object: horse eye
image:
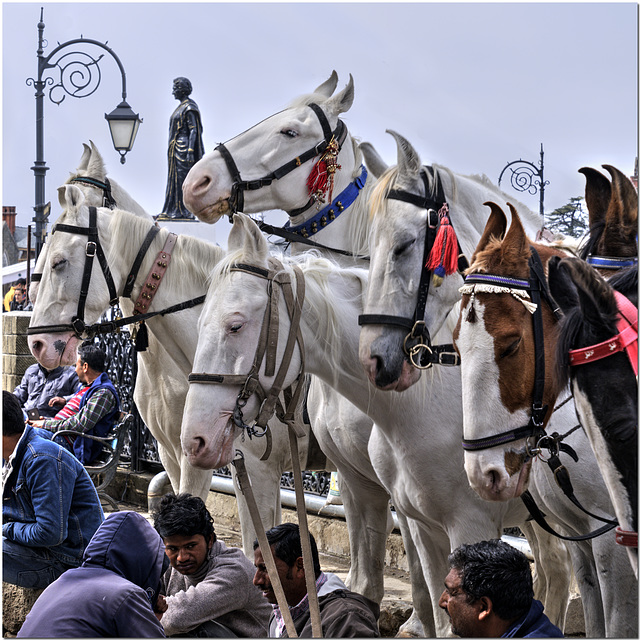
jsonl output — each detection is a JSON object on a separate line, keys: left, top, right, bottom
{"left": 280, "top": 129, "right": 298, "bottom": 138}
{"left": 229, "top": 323, "right": 243, "bottom": 334}
{"left": 499, "top": 338, "right": 521, "bottom": 359}
{"left": 52, "top": 258, "right": 67, "bottom": 270}
{"left": 394, "top": 238, "right": 416, "bottom": 257}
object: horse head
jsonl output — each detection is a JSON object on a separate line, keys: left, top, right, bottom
{"left": 181, "top": 214, "right": 304, "bottom": 469}
{"left": 183, "top": 73, "right": 357, "bottom": 222}
{"left": 359, "top": 130, "right": 466, "bottom": 391}
{"left": 452, "top": 202, "right": 569, "bottom": 502}
{"left": 579, "top": 164, "right": 638, "bottom": 265}
{"left": 28, "top": 184, "right": 124, "bottom": 369}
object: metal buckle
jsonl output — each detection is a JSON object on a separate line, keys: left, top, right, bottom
{"left": 438, "top": 351, "right": 461, "bottom": 366}
{"left": 409, "top": 343, "right": 434, "bottom": 370}
{"left": 85, "top": 241, "right": 97, "bottom": 257}
{"left": 427, "top": 209, "right": 439, "bottom": 229}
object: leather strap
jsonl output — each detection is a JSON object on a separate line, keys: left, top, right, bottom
{"left": 615, "top": 527, "right": 638, "bottom": 547}
{"left": 133, "top": 233, "right": 178, "bottom": 315}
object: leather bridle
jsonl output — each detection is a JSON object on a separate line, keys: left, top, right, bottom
{"left": 188, "top": 258, "right": 307, "bottom": 440}
{"left": 215, "top": 103, "right": 347, "bottom": 218}
{"left": 358, "top": 166, "right": 465, "bottom": 369}
{"left": 459, "top": 248, "right": 619, "bottom": 541}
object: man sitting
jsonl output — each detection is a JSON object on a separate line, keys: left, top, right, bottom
{"left": 2, "top": 391, "right": 104, "bottom": 590}
{"left": 153, "top": 493, "right": 271, "bottom": 637}
{"left": 30, "top": 342, "right": 120, "bottom": 464}
{"left": 13, "top": 360, "right": 80, "bottom": 419}
{"left": 253, "top": 522, "right": 380, "bottom": 637}
{"left": 439, "top": 539, "right": 564, "bottom": 638}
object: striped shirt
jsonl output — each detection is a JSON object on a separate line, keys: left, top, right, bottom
{"left": 54, "top": 385, "right": 91, "bottom": 420}
{"left": 42, "top": 387, "right": 117, "bottom": 435}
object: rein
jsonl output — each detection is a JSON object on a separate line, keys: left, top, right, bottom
{"left": 188, "top": 258, "right": 307, "bottom": 441}
{"left": 216, "top": 103, "right": 347, "bottom": 217}
{"left": 459, "top": 248, "right": 619, "bottom": 541}
{"left": 358, "top": 166, "right": 465, "bottom": 369}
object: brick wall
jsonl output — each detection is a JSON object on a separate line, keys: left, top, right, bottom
{"left": 2, "top": 311, "right": 35, "bottom": 392}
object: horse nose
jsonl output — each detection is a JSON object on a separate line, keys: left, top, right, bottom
{"left": 29, "top": 337, "right": 44, "bottom": 360}
{"left": 361, "top": 353, "right": 381, "bottom": 385}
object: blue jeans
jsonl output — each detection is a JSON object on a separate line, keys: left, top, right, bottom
{"left": 2, "top": 537, "right": 73, "bottom": 589}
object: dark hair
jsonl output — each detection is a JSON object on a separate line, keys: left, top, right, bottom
{"left": 173, "top": 77, "right": 193, "bottom": 96}
{"left": 448, "top": 539, "right": 533, "bottom": 621}
{"left": 14, "top": 278, "right": 26, "bottom": 287}
{"left": 4, "top": 391, "right": 26, "bottom": 437}
{"left": 153, "top": 493, "right": 216, "bottom": 544}
{"left": 78, "top": 341, "right": 107, "bottom": 373}
{"left": 253, "top": 522, "right": 321, "bottom": 579}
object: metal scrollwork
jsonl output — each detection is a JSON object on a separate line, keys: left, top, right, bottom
{"left": 47, "top": 50, "right": 104, "bottom": 104}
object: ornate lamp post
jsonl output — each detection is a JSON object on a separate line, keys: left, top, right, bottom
{"left": 27, "top": 7, "right": 142, "bottom": 258}
{"left": 498, "top": 143, "right": 549, "bottom": 222}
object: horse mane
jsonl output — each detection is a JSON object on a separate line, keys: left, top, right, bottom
{"left": 107, "top": 210, "right": 225, "bottom": 297}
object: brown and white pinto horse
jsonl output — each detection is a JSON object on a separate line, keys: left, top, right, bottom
{"left": 549, "top": 257, "right": 638, "bottom": 576}
{"left": 453, "top": 202, "right": 638, "bottom": 637}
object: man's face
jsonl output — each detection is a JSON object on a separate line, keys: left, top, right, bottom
{"left": 253, "top": 546, "right": 306, "bottom": 606}
{"left": 439, "top": 568, "right": 483, "bottom": 637}
{"left": 163, "top": 533, "right": 212, "bottom": 575}
{"left": 75, "top": 357, "right": 88, "bottom": 384}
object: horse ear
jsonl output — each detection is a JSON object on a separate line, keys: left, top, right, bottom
{"left": 548, "top": 256, "right": 580, "bottom": 315}
{"left": 323, "top": 74, "right": 354, "bottom": 117}
{"left": 470, "top": 202, "right": 508, "bottom": 263}
{"left": 86, "top": 141, "right": 106, "bottom": 180}
{"left": 386, "top": 130, "right": 421, "bottom": 182}
{"left": 360, "top": 142, "right": 388, "bottom": 178}
{"left": 502, "top": 203, "right": 530, "bottom": 259}
{"left": 77, "top": 143, "right": 92, "bottom": 172}
{"left": 313, "top": 71, "right": 338, "bottom": 98}
{"left": 63, "top": 184, "right": 85, "bottom": 212}
{"left": 603, "top": 164, "right": 638, "bottom": 229}
{"left": 228, "top": 213, "right": 268, "bottom": 263}
{"left": 578, "top": 166, "right": 611, "bottom": 229}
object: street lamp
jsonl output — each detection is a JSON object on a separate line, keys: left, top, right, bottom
{"left": 27, "top": 7, "right": 142, "bottom": 258}
{"left": 498, "top": 143, "right": 549, "bottom": 222}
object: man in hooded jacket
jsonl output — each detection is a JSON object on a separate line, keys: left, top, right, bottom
{"left": 18, "top": 511, "right": 169, "bottom": 638}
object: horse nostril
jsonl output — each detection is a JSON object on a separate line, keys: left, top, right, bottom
{"left": 192, "top": 437, "right": 206, "bottom": 455}
{"left": 31, "top": 340, "right": 43, "bottom": 357}
{"left": 192, "top": 175, "right": 211, "bottom": 196}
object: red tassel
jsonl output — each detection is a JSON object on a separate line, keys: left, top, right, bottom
{"left": 426, "top": 208, "right": 459, "bottom": 284}
{"left": 307, "top": 158, "right": 329, "bottom": 199}
{"left": 306, "top": 137, "right": 341, "bottom": 205}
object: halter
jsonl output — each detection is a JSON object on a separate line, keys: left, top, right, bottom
{"left": 69, "top": 176, "right": 117, "bottom": 209}
{"left": 459, "top": 248, "right": 619, "bottom": 541}
{"left": 358, "top": 166, "right": 466, "bottom": 369}
{"left": 215, "top": 103, "right": 347, "bottom": 217}
{"left": 586, "top": 255, "right": 639, "bottom": 270}
{"left": 568, "top": 290, "right": 638, "bottom": 377}
{"left": 188, "top": 258, "right": 307, "bottom": 440}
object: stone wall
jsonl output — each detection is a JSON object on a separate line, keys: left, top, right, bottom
{"left": 2, "top": 311, "right": 35, "bottom": 393}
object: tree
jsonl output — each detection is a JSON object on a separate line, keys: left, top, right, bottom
{"left": 546, "top": 196, "right": 588, "bottom": 238}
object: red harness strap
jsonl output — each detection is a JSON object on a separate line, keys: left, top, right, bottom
{"left": 133, "top": 233, "right": 178, "bottom": 314}
{"left": 568, "top": 292, "right": 638, "bottom": 376}
{"left": 615, "top": 527, "right": 638, "bottom": 547}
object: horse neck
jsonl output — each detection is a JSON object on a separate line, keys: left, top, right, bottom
{"left": 108, "top": 211, "right": 225, "bottom": 371}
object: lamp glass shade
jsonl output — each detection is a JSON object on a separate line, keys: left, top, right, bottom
{"left": 105, "top": 100, "right": 142, "bottom": 152}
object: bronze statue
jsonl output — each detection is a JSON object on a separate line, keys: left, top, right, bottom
{"left": 160, "top": 77, "right": 204, "bottom": 220}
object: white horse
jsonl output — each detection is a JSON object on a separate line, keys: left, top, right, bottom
{"left": 357, "top": 131, "right": 637, "bottom": 636}
{"left": 26, "top": 148, "right": 324, "bottom": 555}
{"left": 182, "top": 213, "right": 585, "bottom": 636}
{"left": 182, "top": 73, "right": 418, "bottom": 620}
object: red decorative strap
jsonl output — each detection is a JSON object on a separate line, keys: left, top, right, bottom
{"left": 569, "top": 292, "right": 638, "bottom": 376}
{"left": 615, "top": 526, "right": 638, "bottom": 547}
{"left": 133, "top": 233, "right": 178, "bottom": 315}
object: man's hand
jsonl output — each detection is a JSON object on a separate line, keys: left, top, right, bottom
{"left": 154, "top": 594, "right": 168, "bottom": 621}
{"left": 28, "top": 419, "right": 45, "bottom": 428}
{"left": 48, "top": 396, "right": 66, "bottom": 407}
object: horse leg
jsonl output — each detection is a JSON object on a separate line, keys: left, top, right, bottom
{"left": 394, "top": 511, "right": 432, "bottom": 638}
{"left": 335, "top": 465, "right": 391, "bottom": 604}
{"left": 519, "top": 522, "right": 571, "bottom": 630}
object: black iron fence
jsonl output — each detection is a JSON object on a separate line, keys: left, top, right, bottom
{"left": 92, "top": 311, "right": 332, "bottom": 496}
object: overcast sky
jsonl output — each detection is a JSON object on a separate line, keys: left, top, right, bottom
{"left": 3, "top": 2, "right": 638, "bottom": 248}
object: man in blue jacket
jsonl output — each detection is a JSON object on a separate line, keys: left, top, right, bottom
{"left": 31, "top": 342, "right": 120, "bottom": 464}
{"left": 18, "top": 511, "right": 168, "bottom": 638}
{"left": 439, "top": 539, "right": 563, "bottom": 638}
{"left": 2, "top": 391, "right": 104, "bottom": 590}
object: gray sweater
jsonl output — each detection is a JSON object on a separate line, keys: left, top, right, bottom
{"left": 161, "top": 539, "right": 271, "bottom": 637}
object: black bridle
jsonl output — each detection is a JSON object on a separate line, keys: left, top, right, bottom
{"left": 215, "top": 103, "right": 347, "bottom": 218}
{"left": 358, "top": 166, "right": 466, "bottom": 368}
{"left": 70, "top": 176, "right": 117, "bottom": 209}
{"left": 459, "top": 248, "right": 619, "bottom": 541}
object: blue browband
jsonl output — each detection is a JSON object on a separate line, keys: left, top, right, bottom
{"left": 285, "top": 165, "right": 368, "bottom": 238}
{"left": 586, "top": 255, "right": 638, "bottom": 270}
{"left": 463, "top": 273, "right": 530, "bottom": 289}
